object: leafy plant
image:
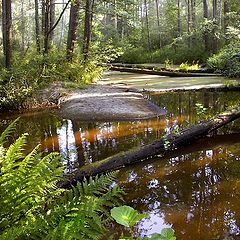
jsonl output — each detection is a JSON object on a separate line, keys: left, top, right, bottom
{"left": 144, "top": 228, "right": 176, "bottom": 240}
{"left": 195, "top": 103, "right": 207, "bottom": 121}
{"left": 111, "top": 206, "right": 176, "bottom": 240}
{"left": 178, "top": 62, "right": 200, "bottom": 72}
{"left": 207, "top": 41, "right": 240, "bottom": 78}
{"left": 0, "top": 120, "right": 124, "bottom": 239}
{"left": 111, "top": 206, "right": 148, "bottom": 228}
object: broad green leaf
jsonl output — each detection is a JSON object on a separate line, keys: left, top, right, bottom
{"left": 111, "top": 205, "right": 148, "bottom": 227}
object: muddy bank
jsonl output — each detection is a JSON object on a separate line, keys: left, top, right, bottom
{"left": 58, "top": 85, "right": 166, "bottom": 121}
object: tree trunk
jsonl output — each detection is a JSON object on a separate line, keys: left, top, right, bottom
{"left": 35, "top": 0, "right": 41, "bottom": 53}
{"left": 67, "top": 0, "right": 80, "bottom": 60}
{"left": 2, "top": 0, "right": 12, "bottom": 69}
{"left": 58, "top": 0, "right": 65, "bottom": 49}
{"left": 191, "top": 0, "right": 196, "bottom": 30}
{"left": 212, "top": 0, "right": 218, "bottom": 52}
{"left": 82, "top": 0, "right": 94, "bottom": 61}
{"left": 43, "top": 0, "right": 50, "bottom": 54}
{"left": 212, "top": 0, "right": 217, "bottom": 18}
{"left": 49, "top": 0, "right": 55, "bottom": 44}
{"left": 187, "top": 0, "right": 191, "bottom": 47}
{"left": 144, "top": 0, "right": 151, "bottom": 51}
{"left": 223, "top": 0, "right": 229, "bottom": 43}
{"left": 21, "top": 0, "right": 25, "bottom": 52}
{"left": 177, "top": 0, "right": 181, "bottom": 37}
{"left": 203, "top": 0, "right": 209, "bottom": 51}
{"left": 58, "top": 105, "right": 240, "bottom": 188}
{"left": 155, "top": 0, "right": 162, "bottom": 47}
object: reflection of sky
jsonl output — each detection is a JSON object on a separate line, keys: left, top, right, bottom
{"left": 138, "top": 211, "right": 172, "bottom": 237}
{"left": 57, "top": 120, "right": 78, "bottom": 172}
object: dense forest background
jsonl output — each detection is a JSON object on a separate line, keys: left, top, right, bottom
{"left": 0, "top": 0, "right": 240, "bottom": 110}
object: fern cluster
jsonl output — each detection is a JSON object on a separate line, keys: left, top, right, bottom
{"left": 0, "top": 119, "right": 123, "bottom": 239}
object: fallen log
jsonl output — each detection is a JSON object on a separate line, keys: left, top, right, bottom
{"left": 58, "top": 105, "right": 240, "bottom": 188}
{"left": 109, "top": 66, "right": 220, "bottom": 77}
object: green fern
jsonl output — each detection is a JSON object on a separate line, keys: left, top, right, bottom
{"left": 0, "top": 120, "right": 124, "bottom": 240}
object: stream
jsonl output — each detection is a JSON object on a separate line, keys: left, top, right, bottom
{"left": 1, "top": 81, "right": 240, "bottom": 239}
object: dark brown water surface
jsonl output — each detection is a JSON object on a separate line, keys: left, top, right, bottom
{"left": 1, "top": 90, "right": 240, "bottom": 239}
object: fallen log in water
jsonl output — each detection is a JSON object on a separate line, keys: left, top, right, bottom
{"left": 58, "top": 105, "right": 240, "bottom": 188}
{"left": 109, "top": 66, "right": 220, "bottom": 77}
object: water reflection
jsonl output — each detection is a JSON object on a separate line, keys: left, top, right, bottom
{"left": 117, "top": 141, "right": 240, "bottom": 239}
{"left": 1, "top": 91, "right": 240, "bottom": 239}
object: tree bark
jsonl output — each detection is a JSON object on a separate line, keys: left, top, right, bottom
{"left": 43, "top": 0, "right": 50, "bottom": 54}
{"left": 82, "top": 0, "right": 94, "bottom": 60}
{"left": 144, "top": 0, "right": 151, "bottom": 51}
{"left": 58, "top": 105, "right": 240, "bottom": 188}
{"left": 177, "top": 0, "right": 181, "bottom": 37}
{"left": 2, "top": 0, "right": 12, "bottom": 69}
{"left": 203, "top": 0, "right": 209, "bottom": 51}
{"left": 67, "top": 0, "right": 80, "bottom": 60}
{"left": 35, "top": 0, "right": 41, "bottom": 53}
{"left": 155, "top": 0, "right": 162, "bottom": 47}
{"left": 49, "top": 0, "right": 55, "bottom": 44}
{"left": 223, "top": 0, "right": 229, "bottom": 43}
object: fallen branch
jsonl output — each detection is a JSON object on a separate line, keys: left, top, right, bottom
{"left": 58, "top": 105, "right": 240, "bottom": 188}
{"left": 109, "top": 66, "right": 220, "bottom": 77}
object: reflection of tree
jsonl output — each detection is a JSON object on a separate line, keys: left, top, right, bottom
{"left": 72, "top": 120, "right": 86, "bottom": 167}
{"left": 118, "top": 143, "right": 240, "bottom": 239}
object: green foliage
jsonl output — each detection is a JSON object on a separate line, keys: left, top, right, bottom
{"left": 0, "top": 49, "right": 103, "bottom": 111}
{"left": 207, "top": 42, "right": 240, "bottom": 78}
{"left": 195, "top": 103, "right": 207, "bottom": 121}
{"left": 0, "top": 120, "right": 124, "bottom": 240}
{"left": 145, "top": 229, "right": 176, "bottom": 240}
{"left": 178, "top": 62, "right": 200, "bottom": 72}
{"left": 111, "top": 206, "right": 148, "bottom": 228}
{"left": 111, "top": 205, "right": 176, "bottom": 240}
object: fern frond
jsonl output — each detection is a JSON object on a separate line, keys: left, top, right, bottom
{"left": 0, "top": 118, "right": 19, "bottom": 145}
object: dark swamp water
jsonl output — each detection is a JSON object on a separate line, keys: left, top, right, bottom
{"left": 1, "top": 90, "right": 240, "bottom": 239}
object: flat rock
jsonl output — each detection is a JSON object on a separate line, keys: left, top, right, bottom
{"left": 58, "top": 85, "right": 166, "bottom": 121}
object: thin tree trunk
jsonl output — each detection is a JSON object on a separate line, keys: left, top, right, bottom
{"left": 212, "top": 0, "right": 217, "bottom": 18}
{"left": 203, "top": 0, "right": 209, "bottom": 51}
{"left": 212, "top": 0, "right": 218, "bottom": 52}
{"left": 43, "top": 0, "right": 50, "bottom": 54}
{"left": 82, "top": 0, "right": 94, "bottom": 60}
{"left": 187, "top": 0, "right": 191, "bottom": 47}
{"left": 58, "top": 105, "right": 240, "bottom": 188}
{"left": 223, "top": 0, "right": 229, "bottom": 43}
{"left": 191, "top": 0, "right": 196, "bottom": 30}
{"left": 35, "top": 0, "right": 41, "bottom": 53}
{"left": 144, "top": 0, "right": 151, "bottom": 51}
{"left": 177, "top": 0, "right": 181, "bottom": 37}
{"left": 155, "top": 0, "right": 162, "bottom": 47}
{"left": 67, "top": 0, "right": 80, "bottom": 60}
{"left": 58, "top": 0, "right": 65, "bottom": 49}
{"left": 49, "top": 0, "right": 55, "bottom": 44}
{"left": 2, "top": 0, "right": 12, "bottom": 69}
{"left": 21, "top": 0, "right": 25, "bottom": 52}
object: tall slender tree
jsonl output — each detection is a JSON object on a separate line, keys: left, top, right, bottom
{"left": 83, "top": 0, "right": 95, "bottom": 60}
{"left": 2, "top": 0, "right": 12, "bottom": 69}
{"left": 203, "top": 0, "right": 209, "bottom": 51}
{"left": 35, "top": 0, "right": 41, "bottom": 53}
{"left": 156, "top": 0, "right": 162, "bottom": 47}
{"left": 67, "top": 0, "right": 80, "bottom": 59}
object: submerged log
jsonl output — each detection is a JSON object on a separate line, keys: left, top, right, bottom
{"left": 58, "top": 105, "right": 240, "bottom": 188}
{"left": 109, "top": 66, "right": 220, "bottom": 77}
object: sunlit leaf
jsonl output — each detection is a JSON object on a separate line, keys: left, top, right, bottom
{"left": 111, "top": 205, "right": 148, "bottom": 227}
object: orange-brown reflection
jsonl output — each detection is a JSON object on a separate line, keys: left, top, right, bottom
{"left": 81, "top": 116, "right": 186, "bottom": 143}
